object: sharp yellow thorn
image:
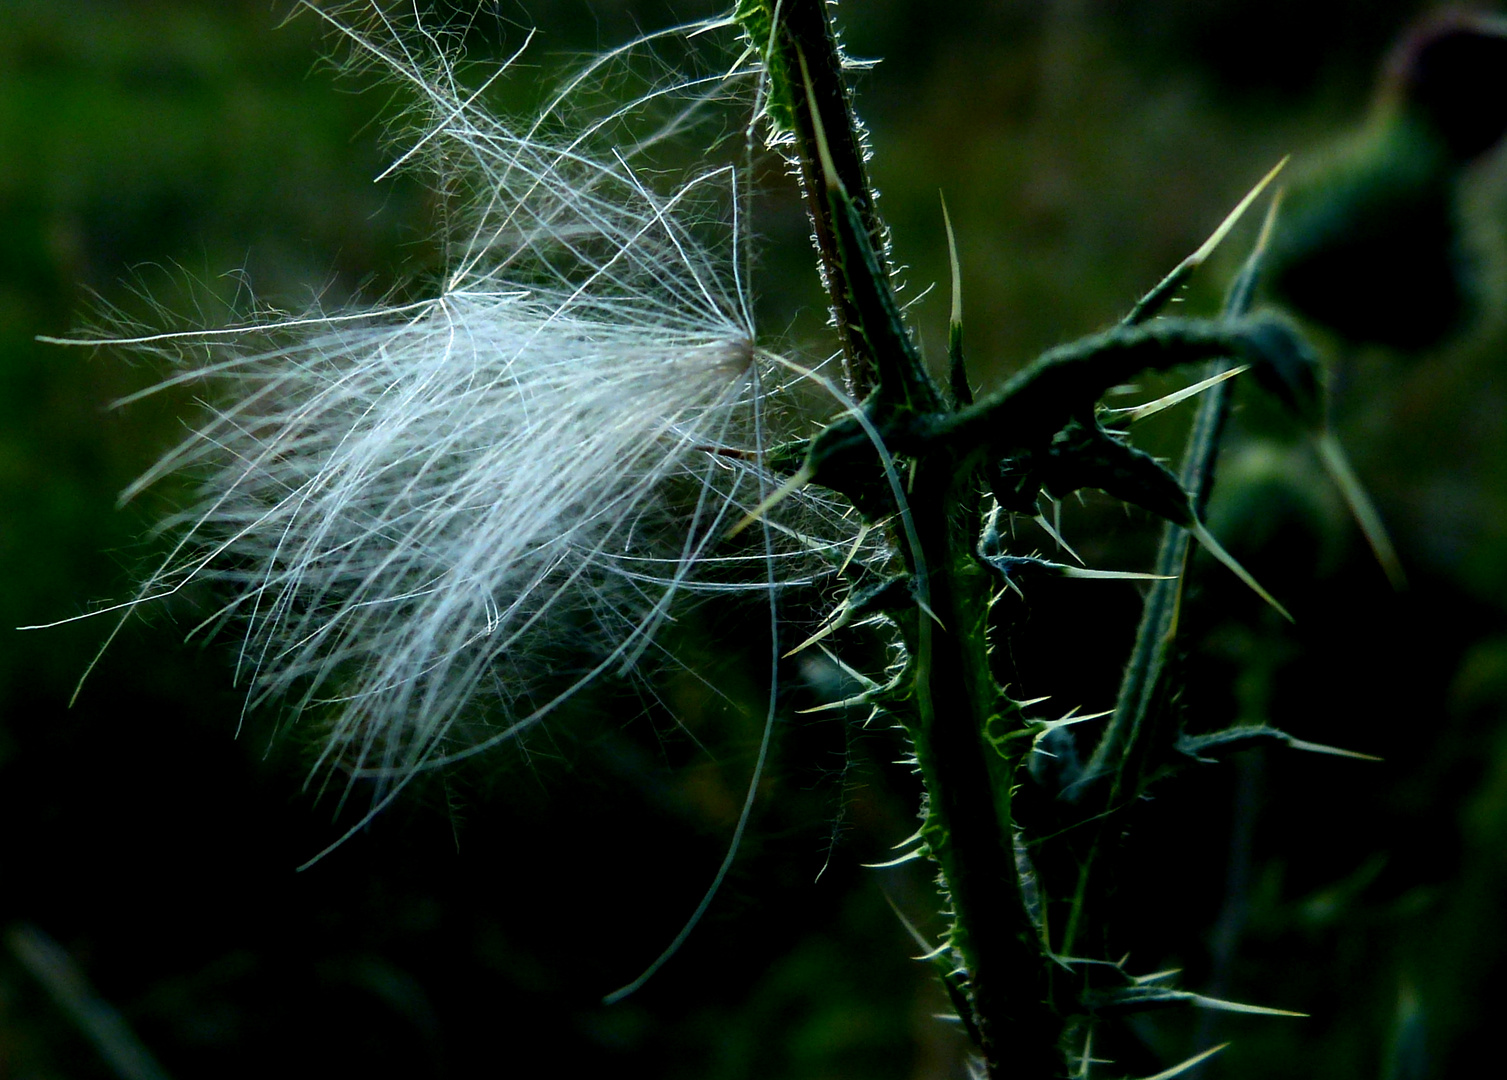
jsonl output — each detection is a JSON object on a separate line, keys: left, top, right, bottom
{"left": 783, "top": 612, "right": 845, "bottom": 658}
{"left": 1131, "top": 1043, "right": 1231, "bottom": 1080}
{"left": 1191, "top": 520, "right": 1294, "bottom": 623}
{"left": 1059, "top": 567, "right": 1177, "bottom": 582}
{"left": 796, "top": 694, "right": 869, "bottom": 715}
{"left": 1286, "top": 736, "right": 1383, "bottom": 762}
{"left": 1131, "top": 968, "right": 1182, "bottom": 985}
{"left": 891, "top": 826, "right": 926, "bottom": 849}
{"left": 882, "top": 892, "right": 942, "bottom": 962}
{"left": 836, "top": 521, "right": 872, "bottom": 577}
{"left": 1118, "top": 365, "right": 1248, "bottom": 424}
{"left": 1034, "top": 513, "right": 1085, "bottom": 565}
{"left": 1075, "top": 1027, "right": 1095, "bottom": 1080}
{"left": 941, "top": 193, "right": 962, "bottom": 331}
{"left": 1189, "top": 994, "right": 1306, "bottom": 1017}
{"left": 1126, "top": 158, "right": 1287, "bottom": 326}
{"left": 815, "top": 643, "right": 879, "bottom": 691}
{"left": 1252, "top": 184, "right": 1287, "bottom": 259}
{"left": 1044, "top": 709, "right": 1113, "bottom": 728}
{"left": 913, "top": 941, "right": 951, "bottom": 962}
{"left": 1314, "top": 432, "right": 1406, "bottom": 590}
{"left": 726, "top": 463, "right": 814, "bottom": 539}
{"left": 1188, "top": 155, "right": 1289, "bottom": 268}
{"left": 863, "top": 847, "right": 928, "bottom": 869}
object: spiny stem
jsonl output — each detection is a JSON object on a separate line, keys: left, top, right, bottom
{"left": 761, "top": 4, "right": 1065, "bottom": 1068}
{"left": 905, "top": 455, "right": 1060, "bottom": 1077}
{"left": 1064, "top": 195, "right": 1279, "bottom": 957}
{"left": 756, "top": 0, "right": 892, "bottom": 398}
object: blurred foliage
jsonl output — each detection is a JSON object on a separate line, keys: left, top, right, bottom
{"left": 4, "top": 1, "right": 1507, "bottom": 1078}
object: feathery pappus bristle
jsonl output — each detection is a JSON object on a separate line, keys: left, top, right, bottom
{"left": 38, "top": 4, "right": 870, "bottom": 831}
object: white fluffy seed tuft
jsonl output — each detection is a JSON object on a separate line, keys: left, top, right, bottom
{"left": 40, "top": 6, "right": 867, "bottom": 830}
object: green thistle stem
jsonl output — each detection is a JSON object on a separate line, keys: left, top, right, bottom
{"left": 1063, "top": 232, "right": 1270, "bottom": 959}
{"left": 747, "top": 4, "right": 1322, "bottom": 1075}
{"left": 740, "top": 0, "right": 892, "bottom": 397}
{"left": 904, "top": 451, "right": 1062, "bottom": 1075}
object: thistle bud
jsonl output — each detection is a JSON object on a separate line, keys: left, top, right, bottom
{"left": 1265, "top": 12, "right": 1507, "bottom": 350}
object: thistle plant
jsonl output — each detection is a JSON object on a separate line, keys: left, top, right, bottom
{"left": 35, "top": 1, "right": 1414, "bottom": 1077}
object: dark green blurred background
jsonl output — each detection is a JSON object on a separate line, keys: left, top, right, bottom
{"left": 5, "top": 2, "right": 1507, "bottom": 1077}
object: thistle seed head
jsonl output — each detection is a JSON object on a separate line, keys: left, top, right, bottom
{"left": 45, "top": 5, "right": 868, "bottom": 831}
